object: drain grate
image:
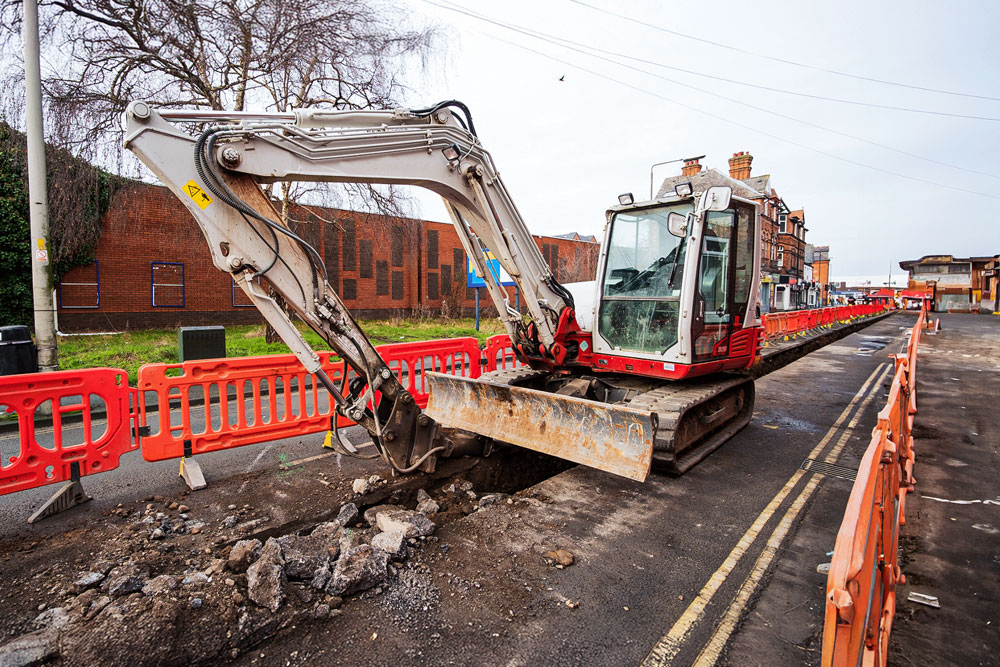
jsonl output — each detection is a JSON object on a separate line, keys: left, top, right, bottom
{"left": 801, "top": 459, "right": 858, "bottom": 481}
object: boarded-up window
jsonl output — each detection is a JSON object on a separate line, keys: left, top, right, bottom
{"left": 359, "top": 240, "right": 373, "bottom": 278}
{"left": 324, "top": 224, "right": 339, "bottom": 288}
{"left": 549, "top": 243, "right": 559, "bottom": 276}
{"left": 59, "top": 261, "right": 100, "bottom": 309}
{"left": 341, "top": 219, "right": 356, "bottom": 271}
{"left": 427, "top": 229, "right": 439, "bottom": 269}
{"left": 427, "top": 273, "right": 439, "bottom": 300}
{"left": 453, "top": 248, "right": 465, "bottom": 284}
{"left": 342, "top": 278, "right": 357, "bottom": 301}
{"left": 391, "top": 231, "right": 403, "bottom": 267}
{"left": 441, "top": 264, "right": 452, "bottom": 299}
{"left": 376, "top": 261, "right": 389, "bottom": 296}
{"left": 391, "top": 271, "right": 404, "bottom": 300}
{"left": 542, "top": 243, "right": 551, "bottom": 266}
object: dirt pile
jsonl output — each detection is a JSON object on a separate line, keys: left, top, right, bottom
{"left": 0, "top": 475, "right": 496, "bottom": 667}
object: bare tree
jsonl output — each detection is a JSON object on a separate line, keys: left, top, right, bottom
{"left": 2, "top": 0, "right": 439, "bottom": 337}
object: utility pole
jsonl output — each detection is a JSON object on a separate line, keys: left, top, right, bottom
{"left": 24, "top": 0, "right": 58, "bottom": 370}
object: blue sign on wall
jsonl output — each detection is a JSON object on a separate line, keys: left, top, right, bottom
{"left": 466, "top": 249, "right": 516, "bottom": 288}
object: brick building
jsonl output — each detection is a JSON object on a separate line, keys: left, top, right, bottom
{"left": 658, "top": 152, "right": 823, "bottom": 312}
{"left": 55, "top": 184, "right": 600, "bottom": 331}
{"left": 809, "top": 245, "right": 831, "bottom": 305}
{"left": 899, "top": 254, "right": 999, "bottom": 312}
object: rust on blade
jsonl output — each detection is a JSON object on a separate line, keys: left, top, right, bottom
{"left": 424, "top": 371, "right": 655, "bottom": 482}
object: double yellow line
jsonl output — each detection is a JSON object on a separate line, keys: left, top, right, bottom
{"left": 642, "top": 361, "right": 893, "bottom": 666}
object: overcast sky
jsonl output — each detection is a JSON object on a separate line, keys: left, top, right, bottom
{"left": 399, "top": 0, "right": 1000, "bottom": 283}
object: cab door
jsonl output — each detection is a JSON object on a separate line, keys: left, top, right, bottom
{"left": 692, "top": 204, "right": 755, "bottom": 361}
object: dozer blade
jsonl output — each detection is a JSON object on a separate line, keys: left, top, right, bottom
{"left": 424, "top": 371, "right": 655, "bottom": 482}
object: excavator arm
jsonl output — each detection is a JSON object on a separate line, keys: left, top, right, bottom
{"left": 123, "top": 100, "right": 655, "bottom": 480}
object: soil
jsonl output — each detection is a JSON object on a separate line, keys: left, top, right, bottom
{"left": 0, "top": 445, "right": 569, "bottom": 666}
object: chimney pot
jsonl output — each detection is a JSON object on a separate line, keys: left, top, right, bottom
{"left": 681, "top": 156, "right": 703, "bottom": 177}
{"left": 728, "top": 151, "right": 753, "bottom": 180}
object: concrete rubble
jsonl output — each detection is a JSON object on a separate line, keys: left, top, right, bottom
{"left": 0, "top": 474, "right": 491, "bottom": 666}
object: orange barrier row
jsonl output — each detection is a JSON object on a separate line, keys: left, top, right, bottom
{"left": 0, "top": 305, "right": 890, "bottom": 499}
{"left": 821, "top": 308, "right": 923, "bottom": 666}
{"left": 137, "top": 337, "right": 483, "bottom": 462}
{"left": 763, "top": 304, "right": 887, "bottom": 340}
{"left": 0, "top": 368, "right": 138, "bottom": 494}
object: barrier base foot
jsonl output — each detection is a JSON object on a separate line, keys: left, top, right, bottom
{"left": 180, "top": 457, "right": 207, "bottom": 491}
{"left": 27, "top": 478, "right": 92, "bottom": 524}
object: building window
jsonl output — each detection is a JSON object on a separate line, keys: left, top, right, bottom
{"left": 777, "top": 249, "right": 784, "bottom": 269}
{"left": 58, "top": 261, "right": 100, "bottom": 309}
{"left": 151, "top": 262, "right": 185, "bottom": 307}
{"left": 778, "top": 213, "right": 787, "bottom": 233}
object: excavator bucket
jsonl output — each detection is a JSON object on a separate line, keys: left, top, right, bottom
{"left": 424, "top": 372, "right": 655, "bottom": 482}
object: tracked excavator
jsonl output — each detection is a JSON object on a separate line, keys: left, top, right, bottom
{"left": 123, "top": 100, "right": 762, "bottom": 482}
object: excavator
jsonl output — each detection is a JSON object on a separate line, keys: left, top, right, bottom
{"left": 123, "top": 100, "right": 762, "bottom": 483}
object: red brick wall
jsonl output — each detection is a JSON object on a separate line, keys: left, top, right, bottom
{"left": 57, "top": 184, "right": 601, "bottom": 331}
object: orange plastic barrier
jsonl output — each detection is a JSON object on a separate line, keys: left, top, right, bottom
{"left": 821, "top": 308, "right": 923, "bottom": 666}
{"left": 763, "top": 304, "right": 888, "bottom": 341}
{"left": 137, "top": 352, "right": 343, "bottom": 462}
{"left": 136, "top": 337, "right": 482, "bottom": 461}
{"left": 0, "top": 368, "right": 138, "bottom": 495}
{"left": 378, "top": 337, "right": 482, "bottom": 407}
{"left": 483, "top": 334, "right": 523, "bottom": 372}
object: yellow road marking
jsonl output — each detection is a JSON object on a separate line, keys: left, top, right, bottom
{"left": 641, "top": 362, "right": 888, "bottom": 666}
{"left": 692, "top": 362, "right": 893, "bottom": 666}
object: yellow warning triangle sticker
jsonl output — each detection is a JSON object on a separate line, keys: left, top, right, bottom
{"left": 183, "top": 179, "right": 213, "bottom": 210}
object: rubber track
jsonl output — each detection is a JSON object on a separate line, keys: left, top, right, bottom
{"left": 627, "top": 375, "right": 755, "bottom": 475}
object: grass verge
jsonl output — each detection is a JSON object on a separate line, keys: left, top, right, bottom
{"left": 57, "top": 317, "right": 506, "bottom": 381}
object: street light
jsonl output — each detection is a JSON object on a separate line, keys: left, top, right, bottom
{"left": 649, "top": 155, "right": 705, "bottom": 199}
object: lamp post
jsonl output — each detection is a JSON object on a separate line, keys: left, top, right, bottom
{"left": 24, "top": 0, "right": 58, "bottom": 371}
{"left": 649, "top": 155, "right": 705, "bottom": 199}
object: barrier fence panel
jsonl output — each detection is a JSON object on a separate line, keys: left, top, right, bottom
{"left": 136, "top": 337, "right": 484, "bottom": 461}
{"left": 137, "top": 352, "right": 343, "bottom": 462}
{"left": 822, "top": 308, "right": 923, "bottom": 666}
{"left": 483, "top": 334, "right": 523, "bottom": 372}
{"left": 376, "top": 337, "right": 482, "bottom": 407}
{"left": 0, "top": 368, "right": 138, "bottom": 496}
{"left": 0, "top": 306, "right": 893, "bottom": 500}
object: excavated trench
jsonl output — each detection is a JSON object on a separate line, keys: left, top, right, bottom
{"left": 244, "top": 446, "right": 576, "bottom": 545}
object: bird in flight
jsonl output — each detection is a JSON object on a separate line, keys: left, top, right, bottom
{"left": 559, "top": 75, "right": 565, "bottom": 82}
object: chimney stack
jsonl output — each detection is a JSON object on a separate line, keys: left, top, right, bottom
{"left": 728, "top": 151, "right": 753, "bottom": 180}
{"left": 681, "top": 157, "right": 702, "bottom": 177}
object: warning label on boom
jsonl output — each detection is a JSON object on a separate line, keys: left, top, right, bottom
{"left": 184, "top": 180, "right": 213, "bottom": 209}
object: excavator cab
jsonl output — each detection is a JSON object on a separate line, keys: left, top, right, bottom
{"left": 593, "top": 186, "right": 761, "bottom": 375}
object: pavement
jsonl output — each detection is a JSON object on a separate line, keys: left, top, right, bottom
{"left": 0, "top": 311, "right": 995, "bottom": 666}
